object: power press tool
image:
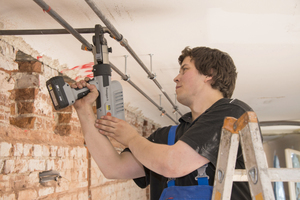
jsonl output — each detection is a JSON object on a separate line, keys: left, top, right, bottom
{"left": 46, "top": 25, "right": 125, "bottom": 120}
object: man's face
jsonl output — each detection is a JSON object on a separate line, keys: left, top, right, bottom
{"left": 173, "top": 56, "right": 206, "bottom": 106}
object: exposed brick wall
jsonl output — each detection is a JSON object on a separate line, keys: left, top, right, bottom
{"left": 0, "top": 38, "right": 159, "bottom": 200}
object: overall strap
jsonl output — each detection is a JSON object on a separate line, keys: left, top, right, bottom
{"left": 167, "top": 125, "right": 178, "bottom": 187}
{"left": 168, "top": 125, "right": 178, "bottom": 145}
{"left": 195, "top": 164, "right": 209, "bottom": 185}
{"left": 167, "top": 125, "right": 209, "bottom": 187}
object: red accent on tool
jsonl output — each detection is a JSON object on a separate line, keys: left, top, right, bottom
{"left": 43, "top": 6, "right": 51, "bottom": 13}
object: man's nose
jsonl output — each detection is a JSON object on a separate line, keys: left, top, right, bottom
{"left": 173, "top": 74, "right": 180, "bottom": 82}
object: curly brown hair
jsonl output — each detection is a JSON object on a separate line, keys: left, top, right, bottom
{"left": 178, "top": 46, "right": 237, "bottom": 98}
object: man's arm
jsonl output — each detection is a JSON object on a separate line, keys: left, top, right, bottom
{"left": 129, "top": 136, "right": 209, "bottom": 178}
{"left": 72, "top": 80, "right": 145, "bottom": 179}
{"left": 95, "top": 115, "right": 209, "bottom": 178}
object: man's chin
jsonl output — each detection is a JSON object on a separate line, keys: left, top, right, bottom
{"left": 176, "top": 97, "right": 185, "bottom": 105}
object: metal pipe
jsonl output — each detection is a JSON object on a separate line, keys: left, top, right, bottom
{"left": 260, "top": 121, "right": 300, "bottom": 127}
{"left": 149, "top": 54, "right": 154, "bottom": 73}
{"left": 0, "top": 28, "right": 96, "bottom": 35}
{"left": 85, "top": 0, "right": 182, "bottom": 116}
{"left": 33, "top": 0, "right": 93, "bottom": 51}
{"left": 84, "top": 0, "right": 122, "bottom": 41}
{"left": 110, "top": 62, "right": 178, "bottom": 124}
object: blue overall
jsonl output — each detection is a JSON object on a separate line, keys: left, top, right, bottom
{"left": 159, "top": 125, "right": 213, "bottom": 200}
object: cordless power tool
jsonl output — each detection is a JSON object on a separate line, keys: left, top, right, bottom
{"left": 46, "top": 25, "right": 125, "bottom": 120}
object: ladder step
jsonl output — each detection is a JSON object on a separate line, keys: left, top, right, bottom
{"left": 233, "top": 168, "right": 300, "bottom": 182}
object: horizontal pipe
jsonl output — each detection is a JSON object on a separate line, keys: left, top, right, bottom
{"left": 33, "top": 0, "right": 93, "bottom": 50}
{"left": 85, "top": 0, "right": 182, "bottom": 116}
{"left": 0, "top": 28, "right": 96, "bottom": 35}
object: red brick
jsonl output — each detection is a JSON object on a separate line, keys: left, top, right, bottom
{"left": 58, "top": 194, "right": 77, "bottom": 200}
{"left": 38, "top": 186, "right": 54, "bottom": 197}
{"left": 14, "top": 73, "right": 39, "bottom": 89}
{"left": 0, "top": 193, "right": 15, "bottom": 200}
{"left": 10, "top": 103, "right": 16, "bottom": 115}
{"left": 0, "top": 142, "right": 12, "bottom": 156}
{"left": 18, "top": 61, "right": 42, "bottom": 73}
{"left": 0, "top": 174, "right": 10, "bottom": 191}
{"left": 18, "top": 189, "right": 38, "bottom": 200}
{"left": 17, "top": 102, "right": 35, "bottom": 114}
{"left": 58, "top": 113, "right": 72, "bottom": 124}
{"left": 11, "top": 88, "right": 38, "bottom": 101}
{"left": 15, "top": 159, "right": 29, "bottom": 174}
{"left": 45, "top": 119, "right": 55, "bottom": 130}
{"left": 54, "top": 125, "right": 71, "bottom": 136}
{"left": 13, "top": 174, "right": 27, "bottom": 189}
{"left": 3, "top": 159, "right": 15, "bottom": 174}
{"left": 9, "top": 116, "right": 36, "bottom": 129}
{"left": 0, "top": 93, "right": 10, "bottom": 106}
{"left": 35, "top": 117, "right": 43, "bottom": 130}
{"left": 71, "top": 126, "right": 83, "bottom": 136}
{"left": 41, "top": 93, "right": 52, "bottom": 104}
{"left": 0, "top": 108, "right": 6, "bottom": 120}
{"left": 53, "top": 106, "right": 72, "bottom": 113}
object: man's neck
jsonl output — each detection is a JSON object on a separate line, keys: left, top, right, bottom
{"left": 190, "top": 92, "right": 224, "bottom": 121}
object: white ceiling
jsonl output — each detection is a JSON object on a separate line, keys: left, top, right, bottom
{"left": 1, "top": 0, "right": 300, "bottom": 133}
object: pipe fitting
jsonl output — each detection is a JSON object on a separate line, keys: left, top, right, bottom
{"left": 122, "top": 75, "right": 130, "bottom": 82}
{"left": 148, "top": 73, "right": 156, "bottom": 80}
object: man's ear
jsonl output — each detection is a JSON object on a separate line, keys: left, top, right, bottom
{"left": 204, "top": 69, "right": 214, "bottom": 83}
{"left": 204, "top": 76, "right": 213, "bottom": 83}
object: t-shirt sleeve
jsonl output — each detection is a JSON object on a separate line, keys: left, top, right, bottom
{"left": 179, "top": 104, "right": 246, "bottom": 166}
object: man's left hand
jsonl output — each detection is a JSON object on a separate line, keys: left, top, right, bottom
{"left": 94, "top": 115, "right": 140, "bottom": 147}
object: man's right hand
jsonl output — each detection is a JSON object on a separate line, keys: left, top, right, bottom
{"left": 70, "top": 77, "right": 99, "bottom": 110}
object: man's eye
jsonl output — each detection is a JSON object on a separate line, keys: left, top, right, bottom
{"left": 179, "top": 68, "right": 187, "bottom": 74}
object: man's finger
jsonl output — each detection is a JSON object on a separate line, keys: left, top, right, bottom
{"left": 98, "top": 129, "right": 114, "bottom": 137}
{"left": 96, "top": 119, "right": 115, "bottom": 129}
{"left": 101, "top": 115, "right": 120, "bottom": 123}
{"left": 80, "top": 80, "right": 87, "bottom": 87}
{"left": 70, "top": 83, "right": 77, "bottom": 89}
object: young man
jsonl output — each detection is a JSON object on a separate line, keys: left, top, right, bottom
{"left": 72, "top": 46, "right": 252, "bottom": 199}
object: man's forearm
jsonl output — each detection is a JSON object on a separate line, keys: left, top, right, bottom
{"left": 75, "top": 105, "right": 145, "bottom": 179}
{"left": 128, "top": 135, "right": 174, "bottom": 177}
{"left": 75, "top": 105, "right": 124, "bottom": 178}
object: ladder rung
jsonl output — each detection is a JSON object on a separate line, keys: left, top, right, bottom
{"left": 233, "top": 168, "right": 300, "bottom": 182}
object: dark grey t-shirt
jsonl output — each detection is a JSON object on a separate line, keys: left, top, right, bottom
{"left": 126, "top": 98, "right": 254, "bottom": 200}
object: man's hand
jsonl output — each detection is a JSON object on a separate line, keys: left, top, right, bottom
{"left": 94, "top": 115, "right": 140, "bottom": 147}
{"left": 71, "top": 77, "right": 99, "bottom": 110}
